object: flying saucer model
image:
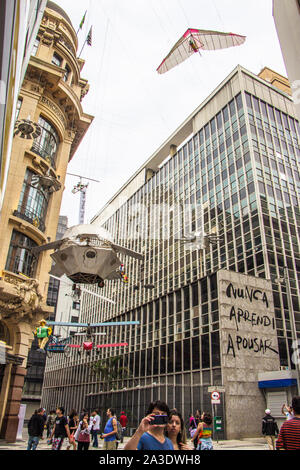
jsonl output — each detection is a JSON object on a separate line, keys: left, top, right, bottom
{"left": 14, "top": 118, "right": 42, "bottom": 139}
{"left": 31, "top": 224, "right": 143, "bottom": 287}
{"left": 180, "top": 231, "right": 223, "bottom": 250}
{"left": 31, "top": 171, "right": 62, "bottom": 193}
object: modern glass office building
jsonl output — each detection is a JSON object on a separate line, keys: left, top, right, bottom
{"left": 42, "top": 65, "right": 300, "bottom": 438}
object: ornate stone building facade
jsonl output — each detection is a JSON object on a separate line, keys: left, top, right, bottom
{"left": 0, "top": 1, "right": 93, "bottom": 442}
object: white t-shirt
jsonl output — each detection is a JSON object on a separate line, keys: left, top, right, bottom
{"left": 285, "top": 412, "right": 294, "bottom": 420}
{"left": 90, "top": 415, "right": 101, "bottom": 430}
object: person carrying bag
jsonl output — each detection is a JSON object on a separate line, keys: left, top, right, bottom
{"left": 74, "top": 413, "right": 92, "bottom": 451}
{"left": 189, "top": 416, "right": 198, "bottom": 438}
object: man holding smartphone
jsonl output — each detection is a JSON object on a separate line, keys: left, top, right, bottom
{"left": 124, "top": 400, "right": 173, "bottom": 450}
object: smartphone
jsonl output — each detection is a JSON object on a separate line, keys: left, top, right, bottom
{"left": 150, "top": 415, "right": 168, "bottom": 425}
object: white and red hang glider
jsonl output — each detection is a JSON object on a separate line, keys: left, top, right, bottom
{"left": 157, "top": 28, "right": 246, "bottom": 74}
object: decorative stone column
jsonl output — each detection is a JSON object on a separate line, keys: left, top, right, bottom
{"left": 0, "top": 274, "right": 52, "bottom": 440}
{"left": 0, "top": 362, "right": 25, "bottom": 441}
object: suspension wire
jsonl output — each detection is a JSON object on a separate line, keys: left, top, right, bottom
{"left": 96, "top": 0, "right": 170, "bottom": 131}
{"left": 212, "top": 0, "right": 226, "bottom": 30}
{"left": 158, "top": 0, "right": 207, "bottom": 85}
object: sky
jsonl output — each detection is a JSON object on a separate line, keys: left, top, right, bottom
{"left": 56, "top": 0, "right": 287, "bottom": 228}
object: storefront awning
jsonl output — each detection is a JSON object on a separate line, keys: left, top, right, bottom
{"left": 258, "top": 370, "right": 298, "bottom": 389}
{"left": 258, "top": 378, "right": 297, "bottom": 389}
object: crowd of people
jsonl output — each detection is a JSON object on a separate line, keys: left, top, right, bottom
{"left": 26, "top": 396, "right": 300, "bottom": 451}
{"left": 26, "top": 402, "right": 209, "bottom": 451}
{"left": 26, "top": 406, "right": 128, "bottom": 451}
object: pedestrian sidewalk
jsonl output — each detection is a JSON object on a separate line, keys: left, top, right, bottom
{"left": 213, "top": 437, "right": 268, "bottom": 450}
{"left": 0, "top": 428, "right": 130, "bottom": 451}
{"left": 0, "top": 429, "right": 269, "bottom": 451}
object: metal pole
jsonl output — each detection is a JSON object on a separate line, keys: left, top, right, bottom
{"left": 68, "top": 173, "right": 100, "bottom": 224}
{"left": 78, "top": 38, "right": 87, "bottom": 58}
{"left": 214, "top": 404, "right": 218, "bottom": 444}
{"left": 79, "top": 184, "right": 87, "bottom": 224}
{"left": 284, "top": 266, "right": 300, "bottom": 395}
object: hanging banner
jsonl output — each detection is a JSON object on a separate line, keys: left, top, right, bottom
{"left": 16, "top": 404, "right": 27, "bottom": 440}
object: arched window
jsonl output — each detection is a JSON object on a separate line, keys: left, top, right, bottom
{"left": 14, "top": 168, "right": 49, "bottom": 232}
{"left": 31, "top": 116, "right": 60, "bottom": 168}
{"left": 52, "top": 52, "right": 63, "bottom": 67}
{"left": 64, "top": 64, "right": 71, "bottom": 82}
{"left": 5, "top": 230, "right": 38, "bottom": 277}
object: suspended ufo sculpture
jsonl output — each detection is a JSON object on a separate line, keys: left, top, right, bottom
{"left": 14, "top": 118, "right": 42, "bottom": 139}
{"left": 180, "top": 231, "right": 223, "bottom": 250}
{"left": 31, "top": 224, "right": 144, "bottom": 287}
{"left": 31, "top": 172, "right": 62, "bottom": 193}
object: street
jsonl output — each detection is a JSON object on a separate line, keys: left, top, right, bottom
{"left": 0, "top": 428, "right": 270, "bottom": 451}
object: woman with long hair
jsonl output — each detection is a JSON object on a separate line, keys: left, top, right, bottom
{"left": 165, "top": 410, "right": 192, "bottom": 450}
{"left": 192, "top": 412, "right": 213, "bottom": 450}
{"left": 74, "top": 412, "right": 92, "bottom": 451}
{"left": 46, "top": 410, "right": 56, "bottom": 439}
{"left": 67, "top": 409, "right": 79, "bottom": 450}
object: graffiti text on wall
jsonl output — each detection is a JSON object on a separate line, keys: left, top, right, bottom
{"left": 229, "top": 306, "right": 276, "bottom": 332}
{"left": 226, "top": 333, "right": 278, "bottom": 358}
{"left": 225, "top": 283, "right": 278, "bottom": 358}
{"left": 226, "top": 283, "right": 269, "bottom": 308}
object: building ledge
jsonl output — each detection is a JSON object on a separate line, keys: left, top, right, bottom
{"left": 25, "top": 149, "right": 60, "bottom": 179}
{"left": 0, "top": 271, "right": 54, "bottom": 319}
{"left": 8, "top": 214, "right": 47, "bottom": 245}
{"left": 21, "top": 395, "right": 42, "bottom": 401}
{"left": 28, "top": 56, "right": 63, "bottom": 83}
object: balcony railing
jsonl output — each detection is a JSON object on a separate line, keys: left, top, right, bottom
{"left": 13, "top": 209, "right": 46, "bottom": 233}
{"left": 30, "top": 141, "right": 57, "bottom": 170}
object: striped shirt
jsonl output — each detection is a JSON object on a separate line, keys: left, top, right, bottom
{"left": 201, "top": 425, "right": 212, "bottom": 439}
{"left": 276, "top": 417, "right": 300, "bottom": 450}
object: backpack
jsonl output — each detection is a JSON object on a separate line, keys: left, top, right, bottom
{"left": 47, "top": 414, "right": 56, "bottom": 427}
{"left": 262, "top": 415, "right": 279, "bottom": 436}
{"left": 115, "top": 419, "right": 123, "bottom": 441}
{"left": 189, "top": 418, "right": 197, "bottom": 438}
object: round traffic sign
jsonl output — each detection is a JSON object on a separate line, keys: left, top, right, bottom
{"left": 211, "top": 391, "right": 220, "bottom": 400}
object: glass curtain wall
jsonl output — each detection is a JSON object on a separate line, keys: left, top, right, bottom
{"left": 42, "top": 89, "right": 300, "bottom": 412}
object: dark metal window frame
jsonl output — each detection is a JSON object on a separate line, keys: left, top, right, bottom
{"left": 31, "top": 116, "right": 60, "bottom": 169}
{"left": 52, "top": 51, "right": 63, "bottom": 67}
{"left": 14, "top": 168, "right": 49, "bottom": 232}
{"left": 5, "top": 229, "right": 38, "bottom": 277}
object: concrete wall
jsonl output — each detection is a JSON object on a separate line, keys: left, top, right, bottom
{"left": 218, "top": 270, "right": 280, "bottom": 439}
{"left": 23, "top": 400, "right": 38, "bottom": 422}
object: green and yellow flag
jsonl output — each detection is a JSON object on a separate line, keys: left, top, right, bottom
{"left": 79, "top": 11, "right": 87, "bottom": 30}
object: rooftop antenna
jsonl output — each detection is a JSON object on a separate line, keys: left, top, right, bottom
{"left": 67, "top": 173, "right": 100, "bottom": 224}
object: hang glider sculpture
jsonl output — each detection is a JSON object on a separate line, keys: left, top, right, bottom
{"left": 157, "top": 28, "right": 246, "bottom": 74}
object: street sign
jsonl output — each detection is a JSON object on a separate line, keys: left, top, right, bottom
{"left": 211, "top": 391, "right": 220, "bottom": 400}
{"left": 211, "top": 391, "right": 221, "bottom": 404}
{"left": 214, "top": 416, "right": 223, "bottom": 432}
{"left": 208, "top": 386, "right": 225, "bottom": 393}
